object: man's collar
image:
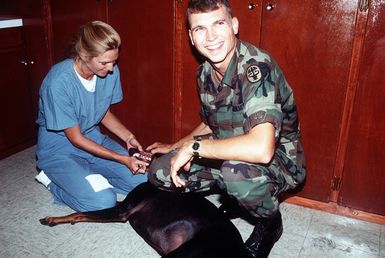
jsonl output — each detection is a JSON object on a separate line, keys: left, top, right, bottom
{"left": 221, "top": 39, "right": 241, "bottom": 89}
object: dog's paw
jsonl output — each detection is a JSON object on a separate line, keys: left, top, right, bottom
{"left": 39, "top": 217, "right": 58, "bottom": 227}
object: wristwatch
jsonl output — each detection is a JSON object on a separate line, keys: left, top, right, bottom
{"left": 192, "top": 138, "right": 201, "bottom": 157}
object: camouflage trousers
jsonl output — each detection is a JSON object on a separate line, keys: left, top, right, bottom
{"left": 148, "top": 150, "right": 301, "bottom": 218}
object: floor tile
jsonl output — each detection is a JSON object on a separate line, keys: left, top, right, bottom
{"left": 380, "top": 225, "right": 385, "bottom": 257}
{"left": 0, "top": 146, "right": 37, "bottom": 187}
{"left": 280, "top": 202, "right": 312, "bottom": 237}
{"left": 299, "top": 235, "right": 380, "bottom": 258}
{"left": 306, "top": 209, "right": 380, "bottom": 256}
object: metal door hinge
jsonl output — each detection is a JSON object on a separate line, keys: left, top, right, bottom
{"left": 331, "top": 176, "right": 342, "bottom": 191}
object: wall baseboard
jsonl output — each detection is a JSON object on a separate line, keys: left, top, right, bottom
{"left": 284, "top": 195, "right": 385, "bottom": 225}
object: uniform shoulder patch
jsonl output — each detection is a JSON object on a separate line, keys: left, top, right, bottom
{"left": 246, "top": 65, "right": 262, "bottom": 83}
{"left": 255, "top": 110, "right": 267, "bottom": 122}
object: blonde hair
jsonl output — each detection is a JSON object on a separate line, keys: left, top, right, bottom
{"left": 70, "top": 21, "right": 121, "bottom": 62}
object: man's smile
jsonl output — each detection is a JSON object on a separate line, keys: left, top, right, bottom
{"left": 206, "top": 41, "right": 223, "bottom": 50}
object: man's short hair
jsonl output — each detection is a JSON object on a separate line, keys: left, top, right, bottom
{"left": 187, "top": 0, "right": 232, "bottom": 17}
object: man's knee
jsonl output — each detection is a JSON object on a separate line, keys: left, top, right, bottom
{"left": 220, "top": 160, "right": 279, "bottom": 217}
{"left": 220, "top": 160, "right": 256, "bottom": 201}
{"left": 220, "top": 160, "right": 257, "bottom": 182}
{"left": 148, "top": 151, "right": 175, "bottom": 187}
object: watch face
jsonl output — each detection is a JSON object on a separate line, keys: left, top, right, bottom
{"left": 193, "top": 142, "right": 200, "bottom": 150}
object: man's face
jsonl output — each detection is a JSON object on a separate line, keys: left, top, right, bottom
{"left": 84, "top": 49, "right": 119, "bottom": 78}
{"left": 188, "top": 5, "right": 238, "bottom": 73}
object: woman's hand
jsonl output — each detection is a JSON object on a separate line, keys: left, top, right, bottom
{"left": 126, "top": 136, "right": 143, "bottom": 151}
{"left": 120, "top": 155, "right": 148, "bottom": 174}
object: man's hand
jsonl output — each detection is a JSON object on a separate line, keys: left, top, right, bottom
{"left": 146, "top": 142, "right": 174, "bottom": 154}
{"left": 169, "top": 141, "right": 195, "bottom": 187}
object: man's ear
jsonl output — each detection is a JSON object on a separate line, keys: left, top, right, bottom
{"left": 232, "top": 17, "right": 239, "bottom": 35}
{"left": 188, "top": 29, "right": 195, "bottom": 46}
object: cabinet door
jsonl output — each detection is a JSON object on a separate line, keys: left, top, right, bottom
{"left": 0, "top": 30, "right": 35, "bottom": 156}
{"left": 0, "top": 0, "right": 51, "bottom": 158}
{"left": 259, "top": 0, "right": 359, "bottom": 202}
{"left": 50, "top": 0, "right": 107, "bottom": 62}
{"left": 107, "top": 1, "right": 174, "bottom": 146}
{"left": 339, "top": 1, "right": 385, "bottom": 215}
{"left": 19, "top": 0, "right": 52, "bottom": 128}
{"left": 176, "top": 0, "right": 263, "bottom": 137}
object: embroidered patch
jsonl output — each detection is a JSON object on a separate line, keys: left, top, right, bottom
{"left": 255, "top": 111, "right": 267, "bottom": 122}
{"left": 246, "top": 65, "right": 262, "bottom": 83}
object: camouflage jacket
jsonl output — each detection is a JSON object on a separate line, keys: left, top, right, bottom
{"left": 196, "top": 40, "right": 306, "bottom": 182}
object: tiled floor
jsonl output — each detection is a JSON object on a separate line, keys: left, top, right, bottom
{"left": 0, "top": 146, "right": 384, "bottom": 257}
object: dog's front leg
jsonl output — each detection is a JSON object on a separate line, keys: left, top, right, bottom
{"left": 40, "top": 204, "right": 131, "bottom": 227}
{"left": 40, "top": 212, "right": 89, "bottom": 227}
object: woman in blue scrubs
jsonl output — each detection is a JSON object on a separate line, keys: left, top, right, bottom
{"left": 35, "top": 21, "right": 148, "bottom": 212}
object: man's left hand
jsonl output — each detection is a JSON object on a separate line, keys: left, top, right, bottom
{"left": 170, "top": 142, "right": 194, "bottom": 187}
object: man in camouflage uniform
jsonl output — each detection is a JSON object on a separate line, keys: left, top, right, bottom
{"left": 147, "top": 0, "right": 305, "bottom": 256}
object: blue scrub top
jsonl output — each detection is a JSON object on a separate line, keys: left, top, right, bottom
{"left": 36, "top": 59, "right": 123, "bottom": 158}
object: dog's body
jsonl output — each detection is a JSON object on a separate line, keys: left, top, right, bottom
{"left": 40, "top": 182, "right": 251, "bottom": 258}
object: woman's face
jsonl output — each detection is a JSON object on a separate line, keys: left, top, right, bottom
{"left": 84, "top": 49, "right": 119, "bottom": 78}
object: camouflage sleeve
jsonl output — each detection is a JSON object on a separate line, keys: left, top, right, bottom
{"left": 242, "top": 62, "right": 283, "bottom": 140}
{"left": 197, "top": 64, "right": 209, "bottom": 126}
{"left": 199, "top": 105, "right": 208, "bottom": 125}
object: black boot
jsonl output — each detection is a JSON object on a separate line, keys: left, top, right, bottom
{"left": 244, "top": 211, "right": 283, "bottom": 258}
{"left": 218, "top": 195, "right": 247, "bottom": 220}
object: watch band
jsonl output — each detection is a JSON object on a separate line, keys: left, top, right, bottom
{"left": 192, "top": 138, "right": 201, "bottom": 157}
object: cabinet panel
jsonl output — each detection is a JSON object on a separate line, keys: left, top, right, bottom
{"left": 340, "top": 1, "right": 385, "bottom": 215}
{"left": 0, "top": 39, "right": 35, "bottom": 155}
{"left": 0, "top": 27, "right": 23, "bottom": 48}
{"left": 107, "top": 1, "right": 174, "bottom": 147}
{"left": 20, "top": 0, "right": 52, "bottom": 130}
{"left": 176, "top": 0, "right": 201, "bottom": 137}
{"left": 0, "top": 1, "right": 51, "bottom": 158}
{"left": 259, "top": 0, "right": 359, "bottom": 202}
{"left": 50, "top": 0, "right": 107, "bottom": 62}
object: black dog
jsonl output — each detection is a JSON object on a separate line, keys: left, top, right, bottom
{"left": 40, "top": 182, "right": 252, "bottom": 258}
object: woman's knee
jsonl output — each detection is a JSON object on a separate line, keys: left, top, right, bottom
{"left": 114, "top": 172, "right": 148, "bottom": 194}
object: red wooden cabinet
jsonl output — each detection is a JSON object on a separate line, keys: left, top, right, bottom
{"left": 259, "top": 0, "right": 359, "bottom": 202}
{"left": 50, "top": 0, "right": 107, "bottom": 62}
{"left": 107, "top": 1, "right": 174, "bottom": 147}
{"left": 0, "top": 27, "right": 35, "bottom": 157}
{"left": 0, "top": 0, "right": 50, "bottom": 159}
{"left": 339, "top": 0, "right": 385, "bottom": 215}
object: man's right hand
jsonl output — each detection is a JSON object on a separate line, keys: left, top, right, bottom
{"left": 146, "top": 142, "right": 174, "bottom": 155}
